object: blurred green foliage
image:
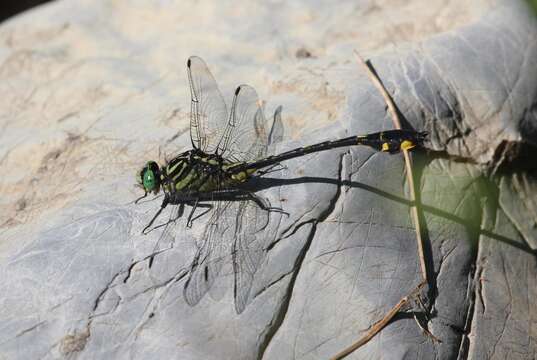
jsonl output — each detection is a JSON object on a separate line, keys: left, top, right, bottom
{"left": 528, "top": 0, "right": 537, "bottom": 13}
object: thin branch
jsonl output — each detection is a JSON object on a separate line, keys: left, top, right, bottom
{"left": 330, "top": 282, "right": 426, "bottom": 360}
{"left": 353, "top": 50, "right": 427, "bottom": 283}
{"left": 328, "top": 50, "right": 433, "bottom": 359}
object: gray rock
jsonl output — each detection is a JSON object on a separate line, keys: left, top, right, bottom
{"left": 0, "top": 0, "right": 536, "bottom": 359}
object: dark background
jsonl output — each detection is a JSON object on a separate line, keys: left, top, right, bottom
{"left": 1, "top": 0, "right": 536, "bottom": 24}
{"left": 0, "top": 0, "right": 54, "bottom": 23}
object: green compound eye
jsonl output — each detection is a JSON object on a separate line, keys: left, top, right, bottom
{"left": 143, "top": 168, "right": 156, "bottom": 191}
{"left": 140, "top": 161, "right": 161, "bottom": 194}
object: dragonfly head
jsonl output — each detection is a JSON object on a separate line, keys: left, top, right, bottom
{"left": 138, "top": 161, "right": 162, "bottom": 194}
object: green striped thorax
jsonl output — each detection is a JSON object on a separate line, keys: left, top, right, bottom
{"left": 138, "top": 150, "right": 257, "bottom": 197}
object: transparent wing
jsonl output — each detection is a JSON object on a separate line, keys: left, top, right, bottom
{"left": 268, "top": 105, "right": 284, "bottom": 146}
{"left": 218, "top": 84, "right": 270, "bottom": 162}
{"left": 232, "top": 199, "right": 271, "bottom": 313}
{"left": 183, "top": 200, "right": 233, "bottom": 307}
{"left": 187, "top": 56, "right": 228, "bottom": 153}
{"left": 148, "top": 204, "right": 183, "bottom": 268}
{"left": 182, "top": 197, "right": 272, "bottom": 313}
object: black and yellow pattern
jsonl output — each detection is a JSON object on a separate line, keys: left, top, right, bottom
{"left": 143, "top": 129, "right": 427, "bottom": 196}
{"left": 230, "top": 129, "right": 428, "bottom": 175}
{"left": 135, "top": 56, "right": 429, "bottom": 314}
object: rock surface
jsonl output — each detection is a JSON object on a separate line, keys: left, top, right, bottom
{"left": 0, "top": 0, "right": 536, "bottom": 359}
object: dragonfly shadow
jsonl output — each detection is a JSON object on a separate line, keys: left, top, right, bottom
{"left": 246, "top": 175, "right": 537, "bottom": 256}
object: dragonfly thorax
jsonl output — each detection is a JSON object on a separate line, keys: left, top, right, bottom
{"left": 159, "top": 150, "right": 251, "bottom": 195}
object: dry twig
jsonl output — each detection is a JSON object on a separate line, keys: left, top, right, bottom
{"left": 329, "top": 50, "right": 433, "bottom": 359}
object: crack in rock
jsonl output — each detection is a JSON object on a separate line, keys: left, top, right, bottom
{"left": 15, "top": 321, "right": 47, "bottom": 338}
{"left": 258, "top": 153, "right": 345, "bottom": 359}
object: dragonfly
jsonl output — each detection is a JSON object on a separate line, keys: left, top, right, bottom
{"left": 136, "top": 56, "right": 428, "bottom": 313}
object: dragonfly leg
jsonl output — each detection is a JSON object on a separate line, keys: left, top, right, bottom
{"left": 134, "top": 191, "right": 148, "bottom": 204}
{"left": 186, "top": 200, "right": 213, "bottom": 228}
{"left": 142, "top": 196, "right": 170, "bottom": 234}
{"left": 256, "top": 163, "right": 287, "bottom": 176}
{"left": 147, "top": 203, "right": 185, "bottom": 268}
{"left": 247, "top": 192, "right": 288, "bottom": 215}
{"left": 146, "top": 202, "right": 186, "bottom": 235}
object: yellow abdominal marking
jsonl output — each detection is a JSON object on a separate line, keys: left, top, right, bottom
{"left": 231, "top": 171, "right": 250, "bottom": 182}
{"left": 400, "top": 140, "right": 416, "bottom": 150}
{"left": 381, "top": 142, "right": 390, "bottom": 152}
